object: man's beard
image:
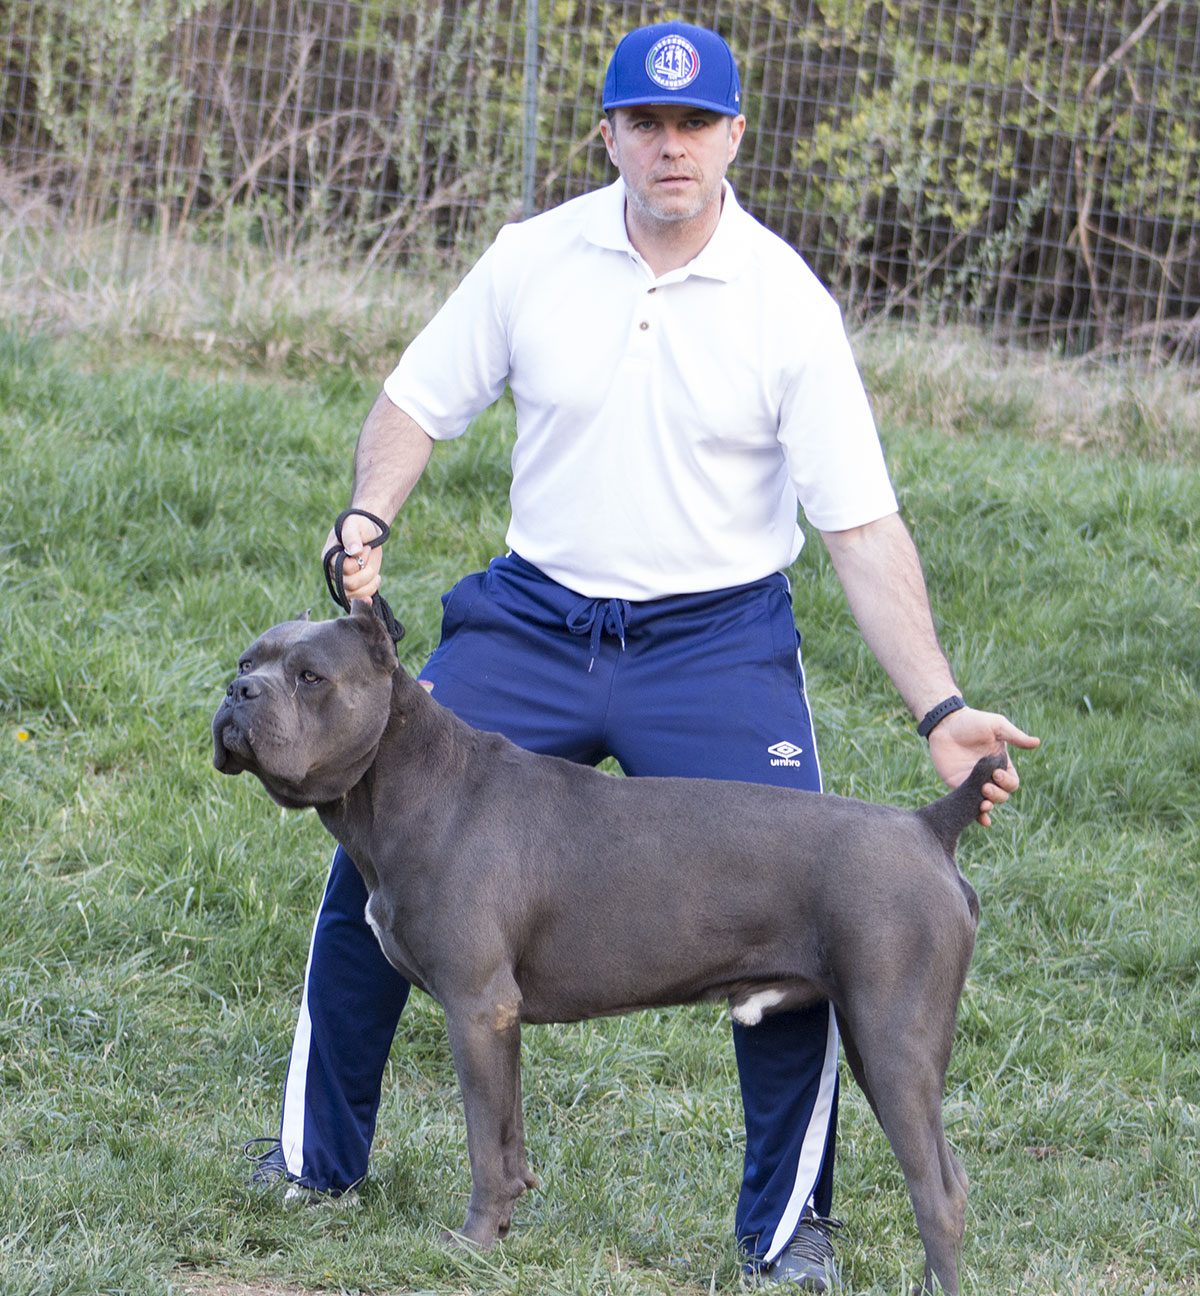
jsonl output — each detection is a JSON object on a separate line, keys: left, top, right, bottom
{"left": 625, "top": 177, "right": 720, "bottom": 226}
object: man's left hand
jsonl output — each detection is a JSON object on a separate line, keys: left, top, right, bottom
{"left": 928, "top": 707, "right": 1041, "bottom": 827}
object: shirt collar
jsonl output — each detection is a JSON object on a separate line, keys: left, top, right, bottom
{"left": 583, "top": 178, "right": 751, "bottom": 283}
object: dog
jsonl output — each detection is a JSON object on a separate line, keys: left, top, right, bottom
{"left": 213, "top": 599, "right": 1000, "bottom": 1293}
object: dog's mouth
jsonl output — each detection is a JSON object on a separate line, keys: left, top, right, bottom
{"left": 213, "top": 715, "right": 256, "bottom": 772}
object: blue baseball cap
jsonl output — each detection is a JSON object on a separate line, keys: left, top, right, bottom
{"left": 602, "top": 21, "right": 741, "bottom": 116}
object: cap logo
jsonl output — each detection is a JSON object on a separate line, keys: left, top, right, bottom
{"left": 645, "top": 34, "right": 700, "bottom": 92}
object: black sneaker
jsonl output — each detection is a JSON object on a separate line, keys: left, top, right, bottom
{"left": 242, "top": 1137, "right": 360, "bottom": 1207}
{"left": 244, "top": 1136, "right": 289, "bottom": 1187}
{"left": 754, "top": 1210, "right": 843, "bottom": 1290}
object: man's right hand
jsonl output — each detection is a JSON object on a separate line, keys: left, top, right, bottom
{"left": 324, "top": 511, "right": 385, "bottom": 605}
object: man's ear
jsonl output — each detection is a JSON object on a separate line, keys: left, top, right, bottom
{"left": 599, "top": 114, "right": 619, "bottom": 166}
{"left": 727, "top": 113, "right": 747, "bottom": 162}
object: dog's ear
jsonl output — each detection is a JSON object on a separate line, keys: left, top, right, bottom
{"left": 349, "top": 598, "right": 399, "bottom": 672}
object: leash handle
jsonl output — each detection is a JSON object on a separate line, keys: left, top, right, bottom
{"left": 322, "top": 508, "right": 405, "bottom": 645}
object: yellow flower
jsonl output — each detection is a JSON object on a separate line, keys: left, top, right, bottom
{"left": 16, "top": 730, "right": 30, "bottom": 742}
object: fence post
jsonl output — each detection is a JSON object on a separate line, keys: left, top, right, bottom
{"left": 522, "top": 0, "right": 540, "bottom": 219}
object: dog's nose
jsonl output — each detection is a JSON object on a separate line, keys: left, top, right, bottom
{"left": 228, "top": 675, "right": 262, "bottom": 701}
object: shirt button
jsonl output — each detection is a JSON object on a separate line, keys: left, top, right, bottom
{"left": 639, "top": 321, "right": 649, "bottom": 331}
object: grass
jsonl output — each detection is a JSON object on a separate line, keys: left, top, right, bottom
{"left": 0, "top": 294, "right": 1198, "bottom": 1296}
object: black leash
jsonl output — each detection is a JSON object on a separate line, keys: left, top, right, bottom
{"left": 322, "top": 508, "right": 406, "bottom": 645}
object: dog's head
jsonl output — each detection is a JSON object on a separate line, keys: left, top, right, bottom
{"left": 212, "top": 600, "right": 398, "bottom": 808}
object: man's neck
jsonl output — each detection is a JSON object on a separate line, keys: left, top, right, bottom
{"left": 624, "top": 191, "right": 724, "bottom": 276}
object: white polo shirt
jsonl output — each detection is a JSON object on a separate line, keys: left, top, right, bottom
{"left": 384, "top": 179, "right": 897, "bottom": 600}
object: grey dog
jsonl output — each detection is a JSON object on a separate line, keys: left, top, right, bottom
{"left": 213, "top": 599, "right": 1000, "bottom": 1294}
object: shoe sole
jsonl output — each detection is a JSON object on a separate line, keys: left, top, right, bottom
{"left": 282, "top": 1184, "right": 359, "bottom": 1209}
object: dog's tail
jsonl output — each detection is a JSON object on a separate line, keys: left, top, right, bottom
{"left": 917, "top": 751, "right": 1008, "bottom": 857}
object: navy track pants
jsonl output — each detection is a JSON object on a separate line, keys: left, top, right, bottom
{"left": 276, "top": 553, "right": 839, "bottom": 1264}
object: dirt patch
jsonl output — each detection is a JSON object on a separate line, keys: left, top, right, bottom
{"left": 173, "top": 1272, "right": 446, "bottom": 1296}
{"left": 175, "top": 1275, "right": 314, "bottom": 1296}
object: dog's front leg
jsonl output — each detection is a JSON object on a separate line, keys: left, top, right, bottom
{"left": 442, "top": 985, "right": 532, "bottom": 1248}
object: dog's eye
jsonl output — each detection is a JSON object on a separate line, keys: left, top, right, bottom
{"left": 238, "top": 660, "right": 251, "bottom": 674}
{"left": 299, "top": 670, "right": 322, "bottom": 685}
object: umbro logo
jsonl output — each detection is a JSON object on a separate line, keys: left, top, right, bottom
{"left": 767, "top": 740, "right": 805, "bottom": 767}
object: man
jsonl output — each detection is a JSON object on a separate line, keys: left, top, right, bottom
{"left": 247, "top": 21, "right": 1038, "bottom": 1290}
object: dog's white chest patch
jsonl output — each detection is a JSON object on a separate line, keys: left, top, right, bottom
{"left": 364, "top": 899, "right": 387, "bottom": 955}
{"left": 730, "top": 988, "right": 788, "bottom": 1026}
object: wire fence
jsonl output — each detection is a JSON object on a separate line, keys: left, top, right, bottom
{"left": 3, "top": 0, "right": 1199, "bottom": 362}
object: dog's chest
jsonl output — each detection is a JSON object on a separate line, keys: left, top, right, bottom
{"left": 364, "top": 889, "right": 431, "bottom": 993}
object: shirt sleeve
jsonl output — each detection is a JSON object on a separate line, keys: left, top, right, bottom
{"left": 776, "top": 291, "right": 898, "bottom": 532}
{"left": 382, "top": 232, "right": 513, "bottom": 440}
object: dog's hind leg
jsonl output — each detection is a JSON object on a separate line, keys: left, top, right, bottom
{"left": 836, "top": 1016, "right": 882, "bottom": 1126}
{"left": 847, "top": 1016, "right": 967, "bottom": 1295}
{"left": 442, "top": 978, "right": 534, "bottom": 1248}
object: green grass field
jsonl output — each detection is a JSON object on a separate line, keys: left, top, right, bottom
{"left": 1, "top": 322, "right": 1198, "bottom": 1296}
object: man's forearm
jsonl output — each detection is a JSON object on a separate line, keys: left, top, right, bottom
{"left": 350, "top": 390, "right": 436, "bottom": 523}
{"left": 322, "top": 391, "right": 436, "bottom": 604}
{"left": 819, "top": 512, "right": 959, "bottom": 719}
{"left": 821, "top": 511, "right": 1040, "bottom": 813}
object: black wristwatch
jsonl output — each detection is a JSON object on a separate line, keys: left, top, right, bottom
{"left": 917, "top": 694, "right": 965, "bottom": 739}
